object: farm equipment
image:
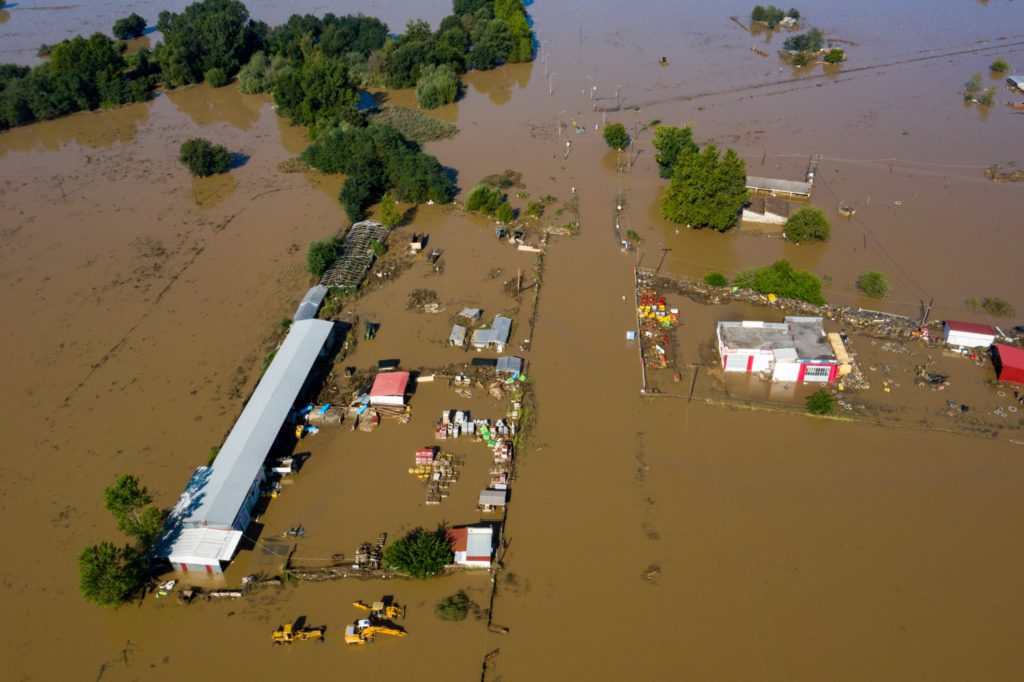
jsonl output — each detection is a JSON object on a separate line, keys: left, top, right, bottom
{"left": 272, "top": 622, "right": 326, "bottom": 645}
{"left": 343, "top": 619, "right": 406, "bottom": 646}
{"left": 352, "top": 599, "right": 405, "bottom": 622}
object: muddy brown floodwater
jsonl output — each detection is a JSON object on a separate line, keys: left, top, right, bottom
{"left": 2, "top": 1, "right": 1024, "bottom": 680}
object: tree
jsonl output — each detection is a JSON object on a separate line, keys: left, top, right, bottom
{"left": 383, "top": 527, "right": 453, "bottom": 578}
{"left": 857, "top": 271, "right": 889, "bottom": 298}
{"left": 603, "top": 122, "right": 629, "bottom": 150}
{"left": 416, "top": 64, "right": 462, "bottom": 109}
{"left": 734, "top": 259, "right": 825, "bottom": 305}
{"left": 103, "top": 475, "right": 165, "bottom": 545}
{"left": 113, "top": 13, "right": 148, "bottom": 40}
{"left": 990, "top": 59, "right": 1010, "bottom": 73}
{"left": 307, "top": 236, "right": 339, "bottom": 277}
{"left": 238, "top": 51, "right": 275, "bottom": 93}
{"left": 823, "top": 48, "right": 845, "bottom": 64}
{"left": 784, "top": 28, "right": 823, "bottom": 52}
{"left": 465, "top": 184, "right": 505, "bottom": 215}
{"left": 79, "top": 542, "right": 147, "bottom": 607}
{"left": 660, "top": 144, "right": 748, "bottom": 231}
{"left": 652, "top": 125, "right": 696, "bottom": 178}
{"left": 379, "top": 192, "right": 402, "bottom": 228}
{"left": 806, "top": 389, "right": 835, "bottom": 415}
{"left": 525, "top": 200, "right": 543, "bottom": 218}
{"left": 495, "top": 201, "right": 514, "bottom": 224}
{"left": 204, "top": 67, "right": 228, "bottom": 87}
{"left": 155, "top": 0, "right": 261, "bottom": 86}
{"left": 435, "top": 591, "right": 472, "bottom": 621}
{"left": 703, "top": 272, "right": 729, "bottom": 288}
{"left": 783, "top": 206, "right": 831, "bottom": 242}
{"left": 179, "top": 138, "right": 231, "bottom": 177}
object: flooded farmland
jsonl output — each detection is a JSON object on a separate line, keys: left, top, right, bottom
{"left": 2, "top": 0, "right": 1024, "bottom": 680}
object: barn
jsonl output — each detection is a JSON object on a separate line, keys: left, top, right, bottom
{"left": 943, "top": 321, "right": 996, "bottom": 349}
{"left": 992, "top": 344, "right": 1024, "bottom": 385}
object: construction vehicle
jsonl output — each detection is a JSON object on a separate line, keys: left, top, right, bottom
{"left": 272, "top": 622, "right": 326, "bottom": 645}
{"left": 344, "top": 619, "right": 407, "bottom": 646}
{"left": 352, "top": 599, "right": 405, "bottom": 622}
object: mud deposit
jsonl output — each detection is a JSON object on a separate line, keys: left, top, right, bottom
{"left": 2, "top": 1, "right": 1023, "bottom": 680}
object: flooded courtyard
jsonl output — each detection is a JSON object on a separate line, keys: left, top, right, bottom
{"left": 1, "top": 0, "right": 1023, "bottom": 679}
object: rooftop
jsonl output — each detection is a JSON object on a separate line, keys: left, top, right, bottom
{"left": 471, "top": 316, "right": 512, "bottom": 347}
{"left": 370, "top": 371, "right": 410, "bottom": 397}
{"left": 746, "top": 176, "right": 812, "bottom": 197}
{"left": 293, "top": 285, "right": 328, "bottom": 322}
{"left": 157, "top": 527, "right": 243, "bottom": 566}
{"left": 718, "top": 317, "right": 833, "bottom": 360}
{"left": 994, "top": 343, "right": 1024, "bottom": 369}
{"left": 945, "top": 320, "right": 996, "bottom": 336}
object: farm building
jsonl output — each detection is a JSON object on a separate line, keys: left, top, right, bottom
{"left": 471, "top": 316, "right": 512, "bottom": 352}
{"left": 369, "top": 371, "right": 410, "bottom": 406}
{"left": 992, "top": 344, "right": 1024, "bottom": 384}
{"left": 717, "top": 317, "right": 842, "bottom": 383}
{"left": 496, "top": 356, "right": 524, "bottom": 378}
{"left": 745, "top": 176, "right": 812, "bottom": 199}
{"left": 479, "top": 488, "right": 509, "bottom": 511}
{"left": 156, "top": 318, "right": 336, "bottom": 574}
{"left": 446, "top": 525, "right": 496, "bottom": 568}
{"left": 943, "top": 321, "right": 996, "bottom": 349}
{"left": 449, "top": 324, "right": 467, "bottom": 347}
{"left": 742, "top": 195, "right": 791, "bottom": 224}
{"left": 293, "top": 285, "right": 328, "bottom": 322}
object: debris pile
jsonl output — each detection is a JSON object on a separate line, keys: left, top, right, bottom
{"left": 637, "top": 291, "right": 679, "bottom": 369}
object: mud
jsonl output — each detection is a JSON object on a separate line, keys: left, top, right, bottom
{"left": 2, "top": 0, "right": 1024, "bottom": 680}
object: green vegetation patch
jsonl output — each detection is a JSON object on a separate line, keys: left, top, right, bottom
{"left": 806, "top": 389, "right": 835, "bottom": 415}
{"left": 179, "top": 138, "right": 231, "bottom": 177}
{"left": 371, "top": 107, "right": 458, "bottom": 142}
{"left": 703, "top": 272, "right": 729, "bottom": 288}
{"left": 383, "top": 527, "right": 453, "bottom": 578}
{"left": 734, "top": 259, "right": 825, "bottom": 305}
{"left": 603, "top": 122, "right": 630, "bottom": 150}
{"left": 783, "top": 206, "right": 831, "bottom": 243}
{"left": 660, "top": 142, "right": 747, "bottom": 232}
{"left": 857, "top": 271, "right": 889, "bottom": 299}
{"left": 435, "top": 591, "right": 472, "bottom": 621}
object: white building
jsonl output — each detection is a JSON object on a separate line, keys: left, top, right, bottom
{"left": 716, "top": 317, "right": 841, "bottom": 383}
{"left": 446, "top": 525, "right": 495, "bottom": 568}
{"left": 943, "top": 321, "right": 996, "bottom": 349}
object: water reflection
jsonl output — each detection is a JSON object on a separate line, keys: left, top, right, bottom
{"left": 465, "top": 61, "right": 534, "bottom": 106}
{"left": 0, "top": 99, "right": 151, "bottom": 157}
{"left": 191, "top": 172, "right": 237, "bottom": 209}
{"left": 165, "top": 84, "right": 265, "bottom": 131}
{"left": 0, "top": 9, "right": 9, "bottom": 26}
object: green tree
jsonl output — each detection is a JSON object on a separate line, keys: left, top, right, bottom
{"left": 964, "top": 72, "right": 983, "bottom": 97}
{"left": 78, "top": 542, "right": 147, "bottom": 607}
{"left": 857, "top": 271, "right": 889, "bottom": 298}
{"left": 652, "top": 125, "right": 697, "bottom": 178}
{"left": 416, "top": 63, "right": 462, "bottom": 109}
{"left": 660, "top": 144, "right": 748, "bottom": 231}
{"left": 383, "top": 527, "right": 453, "bottom": 578}
{"left": 179, "top": 138, "right": 231, "bottom": 177}
{"left": 379, "top": 192, "right": 402, "bottom": 228}
{"left": 806, "top": 389, "right": 835, "bottom": 415}
{"left": 103, "top": 475, "right": 164, "bottom": 545}
{"left": 823, "top": 48, "right": 845, "bottom": 64}
{"left": 990, "top": 59, "right": 1010, "bottom": 73}
{"left": 237, "top": 51, "right": 275, "bottom": 93}
{"left": 784, "top": 28, "right": 823, "bottom": 52}
{"left": 525, "top": 200, "right": 543, "bottom": 218}
{"left": 435, "top": 591, "right": 472, "bottom": 621}
{"left": 734, "top": 259, "right": 825, "bottom": 305}
{"left": 307, "top": 236, "right": 340, "bottom": 277}
{"left": 204, "top": 67, "right": 228, "bottom": 87}
{"left": 155, "top": 0, "right": 262, "bottom": 85}
{"left": 751, "top": 5, "right": 767, "bottom": 22}
{"left": 603, "top": 122, "right": 630, "bottom": 150}
{"left": 272, "top": 56, "right": 358, "bottom": 130}
{"left": 783, "top": 206, "right": 831, "bottom": 242}
{"left": 703, "top": 272, "right": 729, "bottom": 288}
{"left": 465, "top": 184, "right": 505, "bottom": 215}
{"left": 49, "top": 34, "right": 130, "bottom": 110}
{"left": 113, "top": 13, "right": 148, "bottom": 40}
{"left": 496, "top": 201, "right": 514, "bottom": 224}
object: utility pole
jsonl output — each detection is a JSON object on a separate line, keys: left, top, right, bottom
{"left": 656, "top": 247, "right": 671, "bottom": 273}
{"left": 548, "top": 72, "right": 554, "bottom": 95}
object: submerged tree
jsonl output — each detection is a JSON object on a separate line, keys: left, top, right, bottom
{"left": 783, "top": 206, "right": 831, "bottom": 242}
{"left": 383, "top": 527, "right": 453, "bottom": 578}
{"left": 113, "top": 13, "right": 148, "bottom": 40}
{"left": 857, "top": 270, "right": 889, "bottom": 298}
{"left": 435, "top": 591, "right": 472, "bottom": 621}
{"left": 652, "top": 125, "right": 697, "bottom": 178}
{"left": 103, "top": 474, "right": 164, "bottom": 546}
{"left": 179, "top": 138, "right": 231, "bottom": 177}
{"left": 602, "top": 122, "right": 630, "bottom": 150}
{"left": 660, "top": 144, "right": 747, "bottom": 231}
{"left": 78, "top": 542, "right": 148, "bottom": 607}
{"left": 806, "top": 389, "right": 835, "bottom": 416}
{"left": 416, "top": 64, "right": 462, "bottom": 109}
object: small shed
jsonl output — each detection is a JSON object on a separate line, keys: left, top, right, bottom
{"left": 458, "top": 307, "right": 482, "bottom": 321}
{"left": 446, "top": 525, "right": 495, "bottom": 568}
{"left": 293, "top": 285, "right": 329, "bottom": 321}
{"left": 449, "top": 324, "right": 467, "bottom": 347}
{"left": 479, "top": 488, "right": 508, "bottom": 511}
{"left": 369, "top": 371, "right": 410, "bottom": 406}
{"left": 471, "top": 316, "right": 512, "bottom": 351}
{"left": 496, "top": 356, "right": 524, "bottom": 378}
{"left": 992, "top": 344, "right": 1024, "bottom": 384}
{"left": 944, "top": 321, "right": 996, "bottom": 348}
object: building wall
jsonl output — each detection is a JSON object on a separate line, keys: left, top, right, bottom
{"left": 945, "top": 330, "right": 995, "bottom": 348}
{"left": 175, "top": 561, "right": 223, "bottom": 575}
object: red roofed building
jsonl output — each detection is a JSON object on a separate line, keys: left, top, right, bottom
{"left": 446, "top": 525, "right": 495, "bottom": 568}
{"left": 944, "top": 321, "right": 996, "bottom": 348}
{"left": 369, "top": 371, "right": 410, "bottom": 406}
{"left": 992, "top": 344, "right": 1024, "bottom": 385}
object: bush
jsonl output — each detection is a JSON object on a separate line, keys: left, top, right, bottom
{"left": 964, "top": 72, "right": 983, "bottom": 96}
{"left": 179, "top": 138, "right": 231, "bottom": 177}
{"left": 626, "top": 229, "right": 642, "bottom": 244}
{"left": 379, "top": 192, "right": 402, "bottom": 228}
{"left": 734, "top": 259, "right": 824, "bottom": 305}
{"left": 977, "top": 87, "right": 996, "bottom": 106}
{"left": 525, "top": 200, "right": 543, "bottom": 218}
{"left": 823, "top": 48, "right": 845, "bottom": 64}
{"left": 806, "top": 389, "right": 835, "bottom": 415}
{"left": 990, "top": 59, "right": 1010, "bottom": 73}
{"left": 495, "top": 202, "right": 514, "bottom": 224}
{"left": 603, "top": 122, "right": 630, "bottom": 150}
{"left": 370, "top": 107, "right": 458, "bottom": 142}
{"left": 979, "top": 297, "right": 1015, "bottom": 317}
{"left": 784, "top": 28, "right": 823, "bottom": 52}
{"left": 465, "top": 184, "right": 505, "bottom": 216}
{"left": 416, "top": 64, "right": 462, "bottom": 109}
{"left": 307, "top": 236, "right": 340, "bottom": 277}
{"left": 783, "top": 206, "right": 831, "bottom": 242}
{"left": 113, "top": 13, "right": 147, "bottom": 40}
{"left": 435, "top": 591, "right": 472, "bottom": 621}
{"left": 857, "top": 271, "right": 889, "bottom": 298}
{"left": 204, "top": 67, "right": 228, "bottom": 87}
{"left": 383, "top": 527, "right": 453, "bottom": 578}
{"left": 703, "top": 272, "right": 729, "bottom": 288}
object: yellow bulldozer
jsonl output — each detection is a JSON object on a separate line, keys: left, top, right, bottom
{"left": 344, "top": 619, "right": 407, "bottom": 646}
{"left": 272, "top": 622, "right": 326, "bottom": 645}
{"left": 352, "top": 599, "right": 405, "bottom": 622}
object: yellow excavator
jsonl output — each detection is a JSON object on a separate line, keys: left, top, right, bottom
{"left": 272, "top": 622, "right": 326, "bottom": 645}
{"left": 352, "top": 599, "right": 405, "bottom": 622}
{"left": 344, "top": 619, "right": 407, "bottom": 646}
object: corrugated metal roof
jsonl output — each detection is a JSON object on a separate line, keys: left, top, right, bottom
{"left": 164, "top": 319, "right": 334, "bottom": 532}
{"left": 293, "top": 285, "right": 329, "bottom": 321}
{"left": 370, "top": 371, "right": 410, "bottom": 397}
{"left": 746, "top": 176, "right": 812, "bottom": 196}
{"left": 465, "top": 527, "right": 494, "bottom": 559}
{"left": 945, "top": 320, "right": 996, "bottom": 336}
{"left": 496, "top": 356, "right": 523, "bottom": 375}
{"left": 458, "top": 307, "right": 482, "bottom": 320}
{"left": 479, "top": 489, "right": 508, "bottom": 506}
{"left": 161, "top": 528, "right": 243, "bottom": 565}
{"left": 450, "top": 324, "right": 467, "bottom": 345}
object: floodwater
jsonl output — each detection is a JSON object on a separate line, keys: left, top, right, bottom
{"left": 2, "top": 1, "right": 1024, "bottom": 680}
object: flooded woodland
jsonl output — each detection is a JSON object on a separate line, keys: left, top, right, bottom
{"left": 2, "top": 0, "right": 1024, "bottom": 679}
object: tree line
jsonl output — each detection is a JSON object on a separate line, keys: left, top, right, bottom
{"left": 0, "top": 0, "right": 534, "bottom": 132}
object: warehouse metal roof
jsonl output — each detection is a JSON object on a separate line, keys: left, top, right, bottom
{"left": 161, "top": 319, "right": 335, "bottom": 537}
{"left": 746, "top": 176, "right": 812, "bottom": 197}
{"left": 293, "top": 285, "right": 329, "bottom": 321}
{"left": 162, "top": 528, "right": 244, "bottom": 566}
